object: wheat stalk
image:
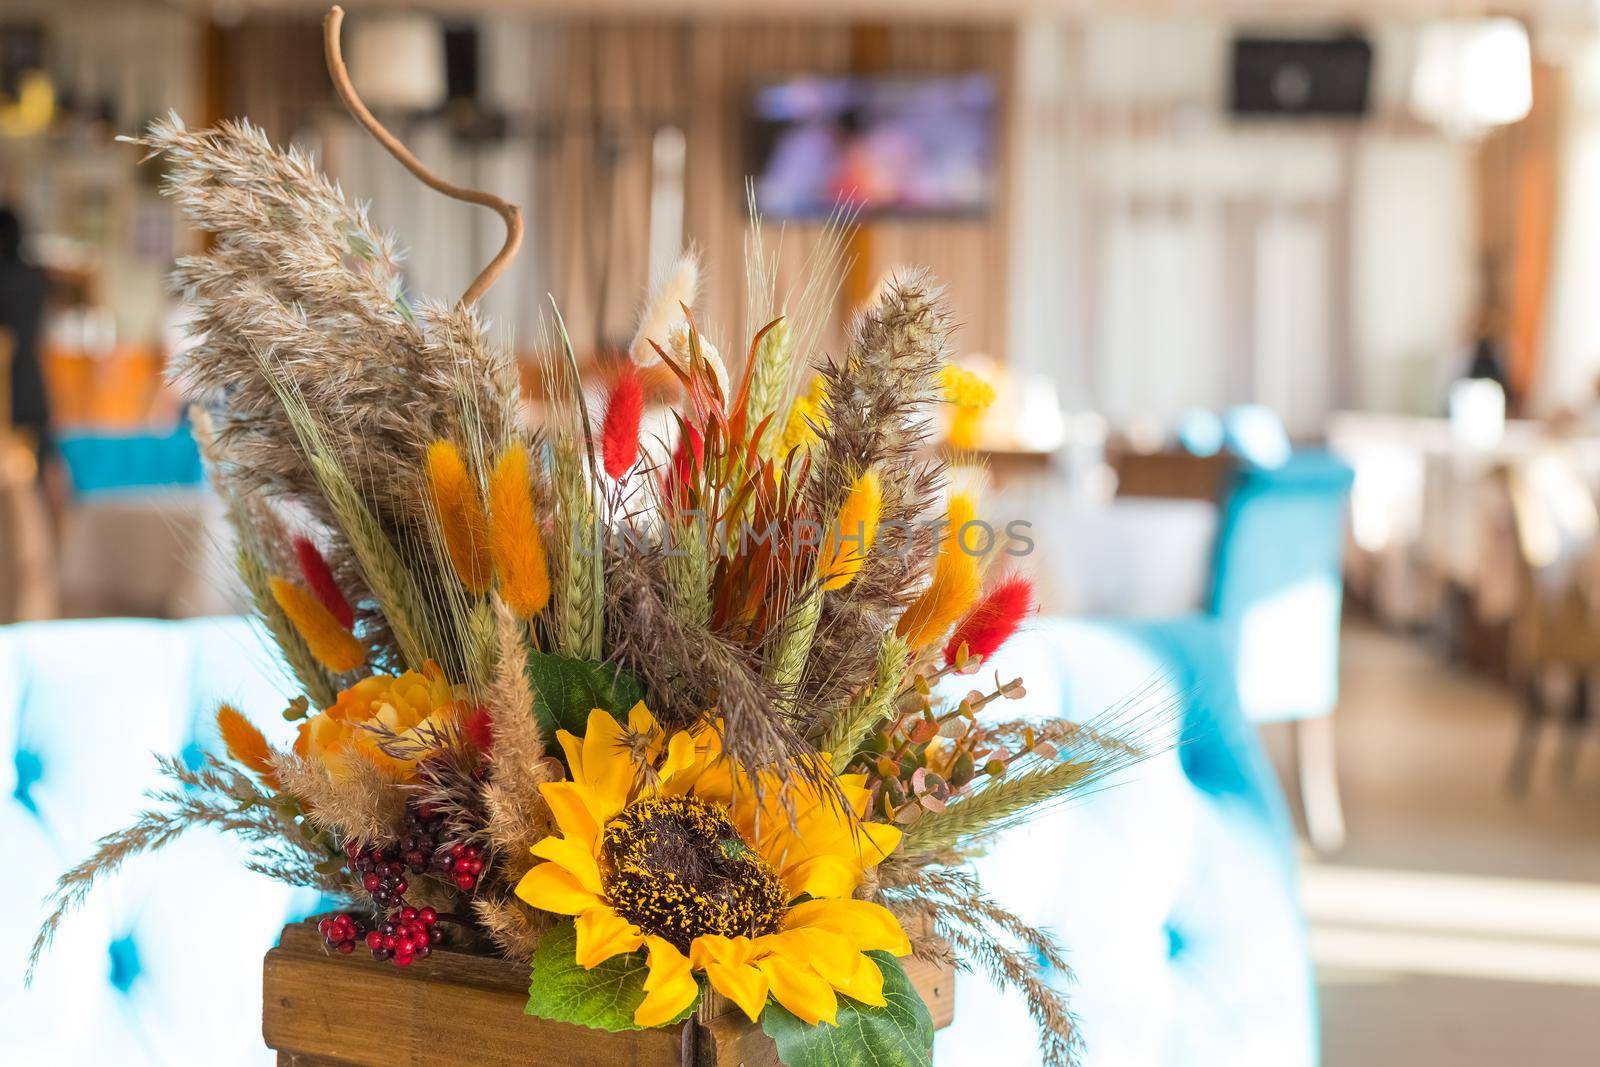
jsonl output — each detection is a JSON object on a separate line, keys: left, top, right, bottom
{"left": 900, "top": 760, "right": 1096, "bottom": 857}
{"left": 820, "top": 633, "right": 910, "bottom": 770}
{"left": 552, "top": 438, "right": 603, "bottom": 659}
{"left": 664, "top": 513, "right": 712, "bottom": 631}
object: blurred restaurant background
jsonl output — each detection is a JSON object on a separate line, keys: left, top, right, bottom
{"left": 6, "top": 1, "right": 1600, "bottom": 1065}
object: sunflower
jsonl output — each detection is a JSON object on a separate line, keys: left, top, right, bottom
{"left": 516, "top": 705, "right": 910, "bottom": 1028}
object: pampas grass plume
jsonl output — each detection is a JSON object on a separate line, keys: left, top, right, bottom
{"left": 488, "top": 443, "right": 552, "bottom": 618}
{"left": 426, "top": 440, "right": 493, "bottom": 595}
{"left": 293, "top": 536, "right": 353, "bottom": 629}
{"left": 601, "top": 363, "right": 644, "bottom": 480}
{"left": 944, "top": 574, "right": 1034, "bottom": 666}
{"left": 268, "top": 577, "right": 367, "bottom": 673}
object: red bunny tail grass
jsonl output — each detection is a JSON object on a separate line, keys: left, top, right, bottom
{"left": 294, "top": 536, "right": 354, "bottom": 630}
{"left": 463, "top": 706, "right": 495, "bottom": 755}
{"left": 601, "top": 362, "right": 645, "bottom": 480}
{"left": 944, "top": 574, "right": 1035, "bottom": 667}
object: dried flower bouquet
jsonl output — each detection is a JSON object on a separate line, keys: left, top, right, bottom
{"left": 30, "top": 8, "right": 1150, "bottom": 1066}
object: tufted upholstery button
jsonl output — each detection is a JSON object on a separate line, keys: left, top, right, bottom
{"left": 1165, "top": 924, "right": 1185, "bottom": 960}
{"left": 13, "top": 747, "right": 42, "bottom": 813}
{"left": 107, "top": 934, "right": 143, "bottom": 993}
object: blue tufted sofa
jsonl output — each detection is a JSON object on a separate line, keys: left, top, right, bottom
{"left": 937, "top": 618, "right": 1316, "bottom": 1066}
{"left": 2, "top": 618, "right": 320, "bottom": 1066}
{"left": 4, "top": 614, "right": 1312, "bottom": 1065}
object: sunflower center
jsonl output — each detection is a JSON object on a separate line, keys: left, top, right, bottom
{"left": 600, "top": 793, "right": 787, "bottom": 952}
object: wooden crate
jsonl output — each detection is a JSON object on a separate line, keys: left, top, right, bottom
{"left": 264, "top": 921, "right": 955, "bottom": 1066}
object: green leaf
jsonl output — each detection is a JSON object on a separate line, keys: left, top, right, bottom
{"left": 525, "top": 918, "right": 698, "bottom": 1032}
{"left": 761, "top": 951, "right": 934, "bottom": 1067}
{"left": 526, "top": 651, "right": 647, "bottom": 745}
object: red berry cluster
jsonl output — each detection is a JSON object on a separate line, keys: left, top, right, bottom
{"left": 400, "top": 803, "right": 443, "bottom": 874}
{"left": 439, "top": 842, "right": 484, "bottom": 892}
{"left": 349, "top": 842, "right": 410, "bottom": 909}
{"left": 364, "top": 905, "right": 440, "bottom": 967}
{"left": 317, "top": 913, "right": 365, "bottom": 954}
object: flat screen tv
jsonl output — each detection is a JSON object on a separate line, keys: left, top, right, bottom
{"left": 748, "top": 74, "right": 997, "bottom": 220}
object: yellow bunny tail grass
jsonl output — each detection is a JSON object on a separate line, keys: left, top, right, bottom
{"left": 779, "top": 375, "right": 831, "bottom": 455}
{"left": 426, "top": 440, "right": 493, "bottom": 595}
{"left": 488, "top": 442, "right": 552, "bottom": 618}
{"left": 896, "top": 489, "right": 983, "bottom": 649}
{"left": 268, "top": 577, "right": 367, "bottom": 673}
{"left": 216, "top": 703, "right": 278, "bottom": 788}
{"left": 821, "top": 467, "right": 882, "bottom": 591}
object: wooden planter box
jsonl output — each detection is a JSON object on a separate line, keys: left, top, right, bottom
{"left": 265, "top": 921, "right": 955, "bottom": 1066}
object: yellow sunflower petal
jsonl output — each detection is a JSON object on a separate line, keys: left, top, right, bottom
{"left": 781, "top": 854, "right": 862, "bottom": 900}
{"left": 635, "top": 936, "right": 700, "bottom": 1027}
{"left": 626, "top": 700, "right": 657, "bottom": 736}
{"left": 539, "top": 781, "right": 600, "bottom": 849}
{"left": 837, "top": 952, "right": 887, "bottom": 1007}
{"left": 574, "top": 907, "right": 645, "bottom": 968}
{"left": 703, "top": 961, "right": 769, "bottom": 1022}
{"left": 783, "top": 898, "right": 912, "bottom": 957}
{"left": 581, "top": 709, "right": 636, "bottom": 819}
{"left": 514, "top": 861, "right": 601, "bottom": 916}
{"left": 555, "top": 727, "right": 585, "bottom": 781}
{"left": 778, "top": 928, "right": 885, "bottom": 1007}
{"left": 758, "top": 953, "right": 838, "bottom": 1027}
{"left": 530, "top": 834, "right": 603, "bottom": 895}
{"left": 854, "top": 821, "right": 903, "bottom": 868}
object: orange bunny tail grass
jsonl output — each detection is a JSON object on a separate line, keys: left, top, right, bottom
{"left": 896, "top": 489, "right": 983, "bottom": 650}
{"left": 425, "top": 439, "right": 493, "bottom": 595}
{"left": 269, "top": 577, "right": 367, "bottom": 673}
{"left": 488, "top": 443, "right": 552, "bottom": 618}
{"left": 944, "top": 573, "right": 1035, "bottom": 667}
{"left": 216, "top": 703, "right": 279, "bottom": 788}
{"left": 293, "top": 536, "right": 353, "bottom": 630}
{"left": 820, "top": 467, "right": 882, "bottom": 591}
{"left": 601, "top": 362, "right": 645, "bottom": 480}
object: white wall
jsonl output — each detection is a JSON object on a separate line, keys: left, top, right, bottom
{"left": 1010, "top": 15, "right": 1477, "bottom": 436}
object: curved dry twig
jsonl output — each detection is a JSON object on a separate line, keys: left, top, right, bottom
{"left": 322, "top": 5, "right": 523, "bottom": 307}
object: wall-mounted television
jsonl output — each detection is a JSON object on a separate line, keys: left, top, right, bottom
{"left": 748, "top": 74, "right": 997, "bottom": 220}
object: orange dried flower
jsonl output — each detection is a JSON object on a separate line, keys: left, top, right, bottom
{"left": 896, "top": 490, "right": 982, "bottom": 649}
{"left": 216, "top": 703, "right": 278, "bottom": 789}
{"left": 425, "top": 439, "right": 492, "bottom": 595}
{"left": 269, "top": 576, "right": 366, "bottom": 673}
{"left": 295, "top": 662, "right": 467, "bottom": 781}
{"left": 488, "top": 442, "right": 551, "bottom": 618}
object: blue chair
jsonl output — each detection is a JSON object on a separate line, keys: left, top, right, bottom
{"left": 58, "top": 425, "right": 206, "bottom": 496}
{"left": 1207, "top": 450, "right": 1355, "bottom": 852}
{"left": 938, "top": 617, "right": 1314, "bottom": 1067}
{"left": 2, "top": 617, "right": 320, "bottom": 1066}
